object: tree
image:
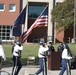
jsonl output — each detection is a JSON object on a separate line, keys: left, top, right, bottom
{"left": 51, "top": 0, "right": 74, "bottom": 31}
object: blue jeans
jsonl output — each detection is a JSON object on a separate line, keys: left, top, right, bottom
{"left": 35, "top": 58, "right": 44, "bottom": 75}
{"left": 59, "top": 59, "right": 69, "bottom": 75}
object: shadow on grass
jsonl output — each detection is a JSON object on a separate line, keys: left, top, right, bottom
{"left": 2, "top": 57, "right": 39, "bottom": 67}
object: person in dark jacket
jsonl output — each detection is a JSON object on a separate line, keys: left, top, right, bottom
{"left": 47, "top": 42, "right": 55, "bottom": 57}
{"left": 48, "top": 42, "right": 55, "bottom": 52}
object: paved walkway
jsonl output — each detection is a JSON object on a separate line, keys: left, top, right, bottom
{"left": 1, "top": 66, "right": 76, "bottom": 75}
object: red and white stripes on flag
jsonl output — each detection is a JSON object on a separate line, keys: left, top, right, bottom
{"left": 22, "top": 6, "right": 48, "bottom": 43}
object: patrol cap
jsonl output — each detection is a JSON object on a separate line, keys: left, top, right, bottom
{"left": 39, "top": 41, "right": 45, "bottom": 45}
{"left": 16, "top": 40, "right": 21, "bottom": 45}
{"left": 63, "top": 43, "right": 68, "bottom": 48}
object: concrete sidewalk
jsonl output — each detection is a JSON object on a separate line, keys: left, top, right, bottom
{"left": 1, "top": 66, "right": 76, "bottom": 75}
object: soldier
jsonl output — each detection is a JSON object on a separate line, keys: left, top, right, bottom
{"left": 35, "top": 41, "right": 48, "bottom": 75}
{"left": 12, "top": 40, "right": 23, "bottom": 75}
{"left": 0, "top": 38, "right": 6, "bottom": 70}
{"left": 59, "top": 43, "right": 72, "bottom": 75}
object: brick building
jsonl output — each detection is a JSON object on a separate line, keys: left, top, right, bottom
{"left": 0, "top": 0, "right": 21, "bottom": 42}
{"left": 0, "top": 0, "right": 73, "bottom": 43}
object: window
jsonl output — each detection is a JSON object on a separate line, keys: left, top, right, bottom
{"left": 0, "top": 4, "right": 4, "bottom": 11}
{"left": 28, "top": 2, "right": 47, "bottom": 18}
{"left": 0, "top": 26, "right": 12, "bottom": 40}
{"left": 9, "top": 4, "right": 16, "bottom": 12}
{"left": 28, "top": 6, "right": 45, "bottom": 18}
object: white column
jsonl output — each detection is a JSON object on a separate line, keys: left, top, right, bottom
{"left": 22, "top": 0, "right": 28, "bottom": 33}
{"left": 21, "top": 0, "right": 28, "bottom": 43}
{"left": 47, "top": 0, "right": 53, "bottom": 42}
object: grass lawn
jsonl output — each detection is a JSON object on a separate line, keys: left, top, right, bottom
{"left": 2, "top": 43, "right": 76, "bottom": 66}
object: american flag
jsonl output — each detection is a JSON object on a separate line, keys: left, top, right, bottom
{"left": 22, "top": 6, "right": 48, "bottom": 43}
